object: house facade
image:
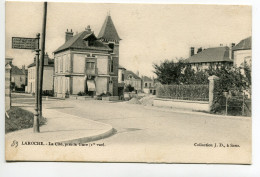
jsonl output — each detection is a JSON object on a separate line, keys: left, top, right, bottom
{"left": 232, "top": 36, "right": 251, "bottom": 67}
{"left": 142, "top": 76, "right": 155, "bottom": 94}
{"left": 118, "top": 65, "right": 126, "bottom": 97}
{"left": 27, "top": 53, "right": 54, "bottom": 94}
{"left": 185, "top": 46, "right": 233, "bottom": 71}
{"left": 5, "top": 57, "right": 26, "bottom": 91}
{"left": 124, "top": 70, "right": 142, "bottom": 92}
{"left": 53, "top": 15, "right": 120, "bottom": 98}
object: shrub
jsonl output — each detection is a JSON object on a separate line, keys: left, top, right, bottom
{"left": 157, "top": 84, "right": 209, "bottom": 101}
{"left": 77, "top": 91, "right": 86, "bottom": 96}
{"left": 124, "top": 84, "right": 135, "bottom": 92}
{"left": 99, "top": 92, "right": 112, "bottom": 97}
{"left": 5, "top": 107, "right": 47, "bottom": 133}
{"left": 210, "top": 65, "right": 251, "bottom": 116}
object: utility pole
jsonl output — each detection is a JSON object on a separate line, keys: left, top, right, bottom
{"left": 39, "top": 2, "right": 48, "bottom": 118}
{"left": 34, "top": 33, "right": 40, "bottom": 133}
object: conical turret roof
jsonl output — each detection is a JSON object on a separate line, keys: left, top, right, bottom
{"left": 98, "top": 15, "right": 121, "bottom": 42}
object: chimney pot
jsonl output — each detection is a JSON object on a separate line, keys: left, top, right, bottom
{"left": 65, "top": 29, "right": 74, "bottom": 42}
{"left": 190, "top": 47, "right": 195, "bottom": 56}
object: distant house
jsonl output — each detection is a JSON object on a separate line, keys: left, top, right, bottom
{"left": 185, "top": 46, "right": 233, "bottom": 71}
{"left": 232, "top": 36, "right": 251, "bottom": 67}
{"left": 5, "top": 57, "right": 26, "bottom": 91}
{"left": 124, "top": 70, "right": 142, "bottom": 92}
{"left": 142, "top": 76, "right": 155, "bottom": 94}
{"left": 118, "top": 65, "right": 126, "bottom": 97}
{"left": 27, "top": 53, "right": 54, "bottom": 94}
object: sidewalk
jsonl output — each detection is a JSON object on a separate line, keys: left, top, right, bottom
{"left": 5, "top": 106, "right": 114, "bottom": 144}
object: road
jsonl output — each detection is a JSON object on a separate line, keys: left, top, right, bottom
{"left": 11, "top": 93, "right": 251, "bottom": 163}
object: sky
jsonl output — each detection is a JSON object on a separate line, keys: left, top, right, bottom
{"left": 5, "top": 2, "right": 251, "bottom": 77}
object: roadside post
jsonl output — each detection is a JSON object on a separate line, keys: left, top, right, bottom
{"left": 39, "top": 2, "right": 48, "bottom": 118}
{"left": 34, "top": 33, "right": 41, "bottom": 133}
{"left": 223, "top": 92, "right": 228, "bottom": 116}
{"left": 12, "top": 34, "right": 41, "bottom": 133}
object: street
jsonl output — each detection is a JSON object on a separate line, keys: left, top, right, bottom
{"left": 10, "top": 93, "right": 251, "bottom": 163}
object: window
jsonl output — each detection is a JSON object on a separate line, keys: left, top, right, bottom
{"left": 55, "top": 58, "right": 58, "bottom": 73}
{"left": 86, "top": 62, "right": 95, "bottom": 69}
{"left": 145, "top": 83, "right": 148, "bottom": 88}
{"left": 110, "top": 59, "right": 114, "bottom": 73}
{"left": 60, "top": 57, "right": 63, "bottom": 73}
{"left": 122, "top": 73, "right": 124, "bottom": 81}
{"left": 108, "top": 43, "right": 114, "bottom": 52}
{"left": 149, "top": 83, "right": 151, "bottom": 87}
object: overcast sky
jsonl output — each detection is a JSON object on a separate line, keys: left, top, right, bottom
{"left": 5, "top": 2, "right": 251, "bottom": 77}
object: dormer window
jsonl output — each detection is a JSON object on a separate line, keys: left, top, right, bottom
{"left": 108, "top": 43, "right": 114, "bottom": 52}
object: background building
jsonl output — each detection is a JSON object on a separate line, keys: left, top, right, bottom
{"left": 53, "top": 15, "right": 120, "bottom": 98}
{"left": 5, "top": 57, "right": 26, "bottom": 91}
{"left": 232, "top": 36, "right": 252, "bottom": 67}
{"left": 118, "top": 65, "right": 126, "bottom": 98}
{"left": 124, "top": 70, "right": 142, "bottom": 92}
{"left": 185, "top": 46, "right": 233, "bottom": 70}
{"left": 142, "top": 76, "right": 155, "bottom": 94}
{"left": 27, "top": 53, "right": 54, "bottom": 94}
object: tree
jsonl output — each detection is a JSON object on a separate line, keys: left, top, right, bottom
{"left": 153, "top": 59, "right": 186, "bottom": 84}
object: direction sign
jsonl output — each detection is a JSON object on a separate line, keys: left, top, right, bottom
{"left": 12, "top": 37, "right": 38, "bottom": 50}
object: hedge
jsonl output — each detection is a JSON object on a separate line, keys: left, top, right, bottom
{"left": 156, "top": 84, "right": 209, "bottom": 101}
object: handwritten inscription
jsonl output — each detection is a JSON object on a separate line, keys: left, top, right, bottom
{"left": 12, "top": 37, "right": 37, "bottom": 50}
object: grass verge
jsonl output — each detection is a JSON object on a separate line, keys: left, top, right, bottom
{"left": 5, "top": 107, "right": 47, "bottom": 133}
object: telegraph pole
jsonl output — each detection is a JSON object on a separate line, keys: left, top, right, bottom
{"left": 39, "top": 2, "right": 48, "bottom": 118}
{"left": 34, "top": 33, "right": 40, "bottom": 133}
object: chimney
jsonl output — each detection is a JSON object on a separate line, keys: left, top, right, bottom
{"left": 65, "top": 29, "right": 74, "bottom": 42}
{"left": 197, "top": 47, "right": 203, "bottom": 53}
{"left": 85, "top": 25, "right": 92, "bottom": 33}
{"left": 22, "top": 65, "right": 25, "bottom": 74}
{"left": 136, "top": 70, "right": 139, "bottom": 76}
{"left": 229, "top": 43, "right": 236, "bottom": 60}
{"left": 44, "top": 52, "right": 49, "bottom": 65}
{"left": 190, "top": 47, "right": 195, "bottom": 56}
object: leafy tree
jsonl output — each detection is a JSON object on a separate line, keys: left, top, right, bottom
{"left": 153, "top": 59, "right": 186, "bottom": 84}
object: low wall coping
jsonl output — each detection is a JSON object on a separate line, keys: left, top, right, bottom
{"left": 154, "top": 97, "right": 209, "bottom": 104}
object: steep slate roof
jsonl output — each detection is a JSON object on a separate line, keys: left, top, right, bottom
{"left": 28, "top": 55, "right": 54, "bottom": 68}
{"left": 125, "top": 70, "right": 141, "bottom": 80}
{"left": 142, "top": 76, "right": 152, "bottom": 82}
{"left": 54, "top": 30, "right": 111, "bottom": 54}
{"left": 10, "top": 64, "right": 25, "bottom": 75}
{"left": 232, "top": 36, "right": 251, "bottom": 51}
{"left": 98, "top": 15, "right": 121, "bottom": 41}
{"left": 118, "top": 64, "right": 126, "bottom": 70}
{"left": 185, "top": 46, "right": 233, "bottom": 63}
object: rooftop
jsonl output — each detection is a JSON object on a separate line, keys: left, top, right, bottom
{"left": 28, "top": 55, "right": 54, "bottom": 68}
{"left": 54, "top": 30, "right": 111, "bottom": 54}
{"left": 232, "top": 36, "right": 251, "bottom": 51}
{"left": 125, "top": 70, "right": 141, "bottom": 80}
{"left": 142, "top": 76, "right": 153, "bottom": 82}
{"left": 185, "top": 46, "right": 233, "bottom": 63}
{"left": 98, "top": 15, "right": 121, "bottom": 42}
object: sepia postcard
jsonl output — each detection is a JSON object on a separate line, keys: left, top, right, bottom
{"left": 5, "top": 2, "right": 252, "bottom": 163}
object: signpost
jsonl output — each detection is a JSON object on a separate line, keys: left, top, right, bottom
{"left": 11, "top": 2, "right": 47, "bottom": 133}
{"left": 12, "top": 34, "right": 41, "bottom": 133}
{"left": 12, "top": 37, "right": 38, "bottom": 50}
